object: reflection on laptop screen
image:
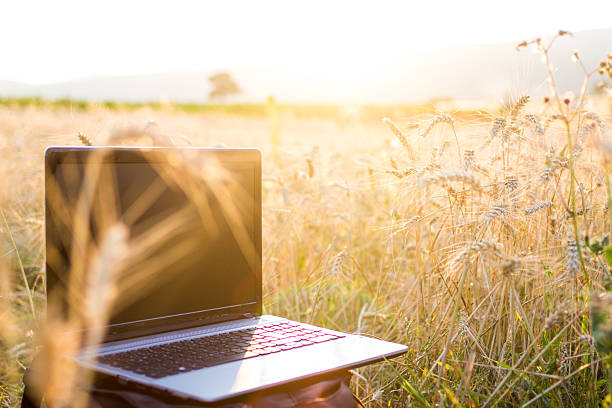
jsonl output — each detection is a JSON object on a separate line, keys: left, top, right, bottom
{"left": 45, "top": 149, "right": 260, "bottom": 335}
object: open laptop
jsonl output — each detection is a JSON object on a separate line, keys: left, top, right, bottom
{"left": 44, "top": 146, "right": 407, "bottom": 403}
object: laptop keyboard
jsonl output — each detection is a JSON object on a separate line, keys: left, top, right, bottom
{"left": 98, "top": 322, "right": 345, "bottom": 378}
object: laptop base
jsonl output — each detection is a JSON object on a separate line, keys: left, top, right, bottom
{"left": 84, "top": 316, "right": 407, "bottom": 403}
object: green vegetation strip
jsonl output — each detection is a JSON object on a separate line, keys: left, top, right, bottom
{"left": 0, "top": 96, "right": 478, "bottom": 121}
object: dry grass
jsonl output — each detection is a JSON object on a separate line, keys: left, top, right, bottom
{"left": 1, "top": 36, "right": 612, "bottom": 407}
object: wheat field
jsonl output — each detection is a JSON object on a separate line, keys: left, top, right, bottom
{"left": 1, "top": 38, "right": 612, "bottom": 407}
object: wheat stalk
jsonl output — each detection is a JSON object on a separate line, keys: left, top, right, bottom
{"left": 77, "top": 131, "right": 93, "bottom": 146}
{"left": 331, "top": 251, "right": 345, "bottom": 276}
{"left": 382, "top": 118, "right": 415, "bottom": 159}
{"left": 463, "top": 149, "right": 475, "bottom": 171}
{"left": 420, "top": 113, "right": 454, "bottom": 138}
{"left": 524, "top": 200, "right": 553, "bottom": 215}
{"left": 421, "top": 170, "right": 482, "bottom": 192}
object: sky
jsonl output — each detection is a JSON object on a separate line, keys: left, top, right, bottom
{"left": 1, "top": 0, "right": 611, "bottom": 85}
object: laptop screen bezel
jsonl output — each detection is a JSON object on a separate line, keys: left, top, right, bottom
{"left": 44, "top": 146, "right": 263, "bottom": 342}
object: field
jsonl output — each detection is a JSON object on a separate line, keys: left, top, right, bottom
{"left": 2, "top": 51, "right": 612, "bottom": 406}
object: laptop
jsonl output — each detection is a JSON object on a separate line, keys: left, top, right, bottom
{"left": 44, "top": 146, "right": 407, "bottom": 403}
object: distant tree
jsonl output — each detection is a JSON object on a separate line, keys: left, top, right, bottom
{"left": 208, "top": 72, "right": 242, "bottom": 102}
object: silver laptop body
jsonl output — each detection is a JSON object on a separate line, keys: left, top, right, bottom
{"left": 45, "top": 146, "right": 407, "bottom": 403}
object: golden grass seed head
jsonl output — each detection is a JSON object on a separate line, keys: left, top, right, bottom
{"left": 564, "top": 206, "right": 593, "bottom": 221}
{"left": 584, "top": 112, "right": 607, "bottom": 135}
{"left": 525, "top": 114, "right": 544, "bottom": 135}
{"left": 541, "top": 155, "right": 569, "bottom": 182}
{"left": 524, "top": 200, "right": 553, "bottom": 215}
{"left": 510, "top": 95, "right": 530, "bottom": 119}
{"left": 453, "top": 240, "right": 505, "bottom": 268}
{"left": 504, "top": 175, "right": 519, "bottom": 192}
{"left": 405, "top": 215, "right": 422, "bottom": 225}
{"left": 389, "top": 156, "right": 398, "bottom": 170}
{"left": 482, "top": 202, "right": 508, "bottom": 223}
{"left": 515, "top": 41, "right": 528, "bottom": 51}
{"left": 415, "top": 162, "right": 441, "bottom": 178}
{"left": 550, "top": 157, "right": 569, "bottom": 169}
{"left": 463, "top": 149, "right": 475, "bottom": 170}
{"left": 544, "top": 301, "right": 572, "bottom": 330}
{"left": 566, "top": 229, "right": 580, "bottom": 278}
{"left": 501, "top": 258, "right": 521, "bottom": 276}
{"left": 490, "top": 117, "right": 506, "bottom": 139}
{"left": 543, "top": 114, "right": 566, "bottom": 132}
{"left": 558, "top": 343, "right": 572, "bottom": 376}
{"left": 382, "top": 117, "right": 415, "bottom": 158}
{"left": 578, "top": 123, "right": 596, "bottom": 145}
{"left": 77, "top": 131, "right": 93, "bottom": 146}
{"left": 388, "top": 167, "right": 417, "bottom": 178}
{"left": 306, "top": 158, "right": 314, "bottom": 178}
{"left": 421, "top": 170, "right": 482, "bottom": 192}
{"left": 420, "top": 113, "right": 454, "bottom": 138}
{"left": 331, "top": 251, "right": 346, "bottom": 276}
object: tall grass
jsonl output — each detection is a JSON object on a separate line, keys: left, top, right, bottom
{"left": 0, "top": 31, "right": 611, "bottom": 407}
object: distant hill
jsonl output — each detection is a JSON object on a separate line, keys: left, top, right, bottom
{"left": 1, "top": 28, "right": 610, "bottom": 104}
{"left": 0, "top": 72, "right": 210, "bottom": 104}
{"left": 380, "top": 28, "right": 612, "bottom": 103}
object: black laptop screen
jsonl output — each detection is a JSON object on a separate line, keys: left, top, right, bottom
{"left": 45, "top": 148, "right": 261, "bottom": 337}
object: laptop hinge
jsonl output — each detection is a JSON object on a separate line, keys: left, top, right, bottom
{"left": 170, "top": 312, "right": 255, "bottom": 332}
{"left": 104, "top": 312, "right": 259, "bottom": 343}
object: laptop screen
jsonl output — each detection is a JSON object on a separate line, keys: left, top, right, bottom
{"left": 45, "top": 148, "right": 262, "bottom": 340}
